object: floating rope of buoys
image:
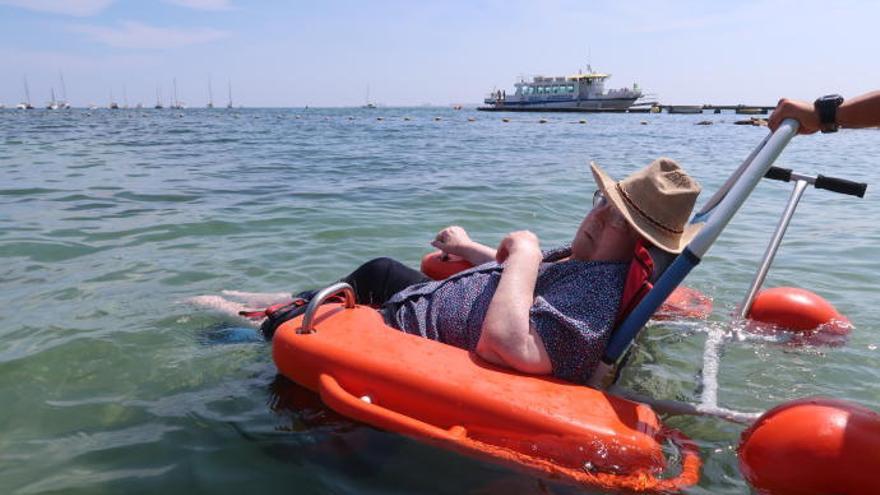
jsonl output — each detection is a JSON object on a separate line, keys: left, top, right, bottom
{"left": 747, "top": 287, "right": 852, "bottom": 341}
{"left": 739, "top": 397, "right": 880, "bottom": 495}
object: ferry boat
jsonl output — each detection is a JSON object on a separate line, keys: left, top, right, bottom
{"left": 479, "top": 65, "right": 642, "bottom": 112}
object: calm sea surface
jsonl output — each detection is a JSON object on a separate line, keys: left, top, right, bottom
{"left": 1, "top": 107, "right": 878, "bottom": 494}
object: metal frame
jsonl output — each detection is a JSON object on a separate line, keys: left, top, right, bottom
{"left": 738, "top": 179, "right": 808, "bottom": 319}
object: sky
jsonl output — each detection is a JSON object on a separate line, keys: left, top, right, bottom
{"left": 1, "top": 0, "right": 878, "bottom": 108}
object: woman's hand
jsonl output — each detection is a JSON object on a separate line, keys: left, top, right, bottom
{"left": 768, "top": 98, "right": 820, "bottom": 134}
{"left": 431, "top": 225, "right": 474, "bottom": 257}
{"left": 495, "top": 230, "right": 542, "bottom": 264}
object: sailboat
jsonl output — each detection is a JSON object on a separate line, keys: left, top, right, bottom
{"left": 17, "top": 76, "right": 34, "bottom": 109}
{"left": 363, "top": 85, "right": 376, "bottom": 109}
{"left": 109, "top": 89, "right": 119, "bottom": 109}
{"left": 171, "top": 78, "right": 185, "bottom": 109}
{"left": 155, "top": 85, "right": 164, "bottom": 109}
{"left": 46, "top": 88, "right": 60, "bottom": 109}
{"left": 206, "top": 78, "right": 214, "bottom": 108}
{"left": 59, "top": 72, "right": 71, "bottom": 109}
{"left": 226, "top": 80, "right": 233, "bottom": 109}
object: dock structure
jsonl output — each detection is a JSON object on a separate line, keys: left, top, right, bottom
{"left": 701, "top": 104, "right": 774, "bottom": 114}
{"left": 646, "top": 104, "right": 775, "bottom": 114}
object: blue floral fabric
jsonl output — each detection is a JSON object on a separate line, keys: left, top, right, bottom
{"left": 382, "top": 246, "right": 627, "bottom": 384}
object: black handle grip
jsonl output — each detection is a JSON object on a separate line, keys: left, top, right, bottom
{"left": 815, "top": 174, "right": 868, "bottom": 198}
{"left": 764, "top": 167, "right": 792, "bottom": 182}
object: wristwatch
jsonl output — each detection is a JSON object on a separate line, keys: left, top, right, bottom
{"left": 814, "top": 94, "right": 844, "bottom": 133}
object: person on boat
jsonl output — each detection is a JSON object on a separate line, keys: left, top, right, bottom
{"left": 252, "top": 158, "right": 701, "bottom": 384}
{"left": 768, "top": 91, "right": 880, "bottom": 134}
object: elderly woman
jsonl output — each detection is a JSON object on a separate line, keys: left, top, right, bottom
{"left": 241, "top": 158, "right": 701, "bottom": 384}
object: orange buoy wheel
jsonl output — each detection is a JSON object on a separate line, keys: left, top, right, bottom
{"left": 739, "top": 397, "right": 880, "bottom": 495}
{"left": 657, "top": 286, "right": 713, "bottom": 319}
{"left": 420, "top": 251, "right": 474, "bottom": 280}
{"left": 747, "top": 287, "right": 849, "bottom": 332}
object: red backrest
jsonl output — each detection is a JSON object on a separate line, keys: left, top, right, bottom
{"left": 614, "top": 240, "right": 655, "bottom": 328}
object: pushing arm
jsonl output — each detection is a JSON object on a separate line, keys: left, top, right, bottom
{"left": 837, "top": 91, "right": 880, "bottom": 129}
{"left": 769, "top": 91, "right": 880, "bottom": 134}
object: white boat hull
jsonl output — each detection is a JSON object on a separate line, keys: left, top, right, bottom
{"left": 482, "top": 97, "right": 639, "bottom": 112}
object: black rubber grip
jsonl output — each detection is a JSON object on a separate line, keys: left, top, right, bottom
{"left": 764, "top": 166, "right": 792, "bottom": 182}
{"left": 815, "top": 174, "right": 868, "bottom": 198}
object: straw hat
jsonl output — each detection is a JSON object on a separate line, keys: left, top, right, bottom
{"left": 590, "top": 157, "right": 702, "bottom": 253}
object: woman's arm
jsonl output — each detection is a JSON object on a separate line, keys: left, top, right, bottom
{"left": 768, "top": 91, "right": 880, "bottom": 134}
{"left": 838, "top": 91, "right": 880, "bottom": 129}
{"left": 431, "top": 225, "right": 497, "bottom": 265}
{"left": 475, "top": 231, "right": 552, "bottom": 374}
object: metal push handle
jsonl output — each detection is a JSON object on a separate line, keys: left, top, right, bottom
{"left": 765, "top": 166, "right": 868, "bottom": 197}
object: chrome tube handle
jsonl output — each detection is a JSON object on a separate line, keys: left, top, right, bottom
{"left": 299, "top": 282, "right": 356, "bottom": 334}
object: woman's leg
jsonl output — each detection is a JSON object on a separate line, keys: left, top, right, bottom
{"left": 341, "top": 257, "right": 430, "bottom": 306}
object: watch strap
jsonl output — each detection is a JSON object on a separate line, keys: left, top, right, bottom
{"left": 814, "top": 94, "right": 844, "bottom": 133}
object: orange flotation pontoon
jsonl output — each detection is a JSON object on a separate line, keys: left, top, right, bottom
{"left": 273, "top": 287, "right": 701, "bottom": 492}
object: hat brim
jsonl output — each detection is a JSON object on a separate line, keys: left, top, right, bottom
{"left": 590, "top": 161, "right": 702, "bottom": 254}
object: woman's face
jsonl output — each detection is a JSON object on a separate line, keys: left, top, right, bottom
{"left": 571, "top": 191, "right": 639, "bottom": 262}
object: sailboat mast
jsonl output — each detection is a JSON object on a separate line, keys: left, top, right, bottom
{"left": 227, "top": 80, "right": 233, "bottom": 108}
{"left": 23, "top": 76, "right": 31, "bottom": 105}
{"left": 59, "top": 72, "right": 68, "bottom": 102}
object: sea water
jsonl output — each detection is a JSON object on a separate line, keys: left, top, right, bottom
{"left": 1, "top": 107, "right": 878, "bottom": 494}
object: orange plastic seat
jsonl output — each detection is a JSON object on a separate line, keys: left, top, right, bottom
{"left": 273, "top": 303, "right": 700, "bottom": 491}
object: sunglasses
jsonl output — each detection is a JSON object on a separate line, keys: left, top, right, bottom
{"left": 592, "top": 189, "right": 607, "bottom": 208}
{"left": 591, "top": 190, "right": 629, "bottom": 230}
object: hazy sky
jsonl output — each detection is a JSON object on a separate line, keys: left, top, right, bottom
{"left": 1, "top": 0, "right": 878, "bottom": 107}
